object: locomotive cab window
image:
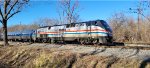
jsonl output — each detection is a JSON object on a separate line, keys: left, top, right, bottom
{"left": 96, "top": 21, "right": 103, "bottom": 27}
{"left": 59, "top": 29, "right": 66, "bottom": 31}
{"left": 66, "top": 23, "right": 75, "bottom": 28}
{"left": 100, "top": 20, "right": 112, "bottom": 32}
{"left": 91, "top": 22, "right": 96, "bottom": 26}
{"left": 86, "top": 22, "right": 91, "bottom": 26}
{"left": 95, "top": 22, "right": 98, "bottom": 26}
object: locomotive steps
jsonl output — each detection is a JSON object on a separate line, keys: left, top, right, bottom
{"left": 0, "top": 41, "right": 150, "bottom": 68}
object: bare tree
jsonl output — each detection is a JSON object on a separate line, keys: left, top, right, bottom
{"left": 27, "top": 23, "right": 39, "bottom": 30}
{"left": 33, "top": 18, "right": 59, "bottom": 27}
{"left": 7, "top": 23, "right": 38, "bottom": 32}
{"left": 109, "top": 12, "right": 128, "bottom": 42}
{"left": 58, "top": 0, "right": 80, "bottom": 24}
{"left": 0, "top": 0, "right": 29, "bottom": 46}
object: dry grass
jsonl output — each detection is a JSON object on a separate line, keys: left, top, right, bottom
{"left": 33, "top": 50, "right": 77, "bottom": 68}
{"left": 0, "top": 45, "right": 149, "bottom": 68}
{"left": 109, "top": 12, "right": 150, "bottom": 43}
{"left": 0, "top": 46, "right": 41, "bottom": 68}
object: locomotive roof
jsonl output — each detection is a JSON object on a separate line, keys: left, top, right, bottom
{"left": 39, "top": 20, "right": 105, "bottom": 28}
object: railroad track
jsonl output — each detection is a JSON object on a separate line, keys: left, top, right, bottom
{"left": 1, "top": 41, "right": 150, "bottom": 50}
{"left": 36, "top": 42, "right": 150, "bottom": 50}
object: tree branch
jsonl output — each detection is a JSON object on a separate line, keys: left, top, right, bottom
{"left": 7, "top": 10, "right": 20, "bottom": 20}
{"left": 0, "top": 20, "right": 2, "bottom": 23}
{"left": 0, "top": 19, "right": 4, "bottom": 25}
{"left": 6, "top": 0, "right": 11, "bottom": 4}
{"left": 6, "top": 0, "right": 18, "bottom": 17}
{"left": 0, "top": 8, "right": 4, "bottom": 19}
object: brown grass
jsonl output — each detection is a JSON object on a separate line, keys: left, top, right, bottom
{"left": 109, "top": 12, "right": 150, "bottom": 43}
{"left": 0, "top": 45, "right": 149, "bottom": 68}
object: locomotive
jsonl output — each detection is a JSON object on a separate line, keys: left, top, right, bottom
{"left": 2, "top": 20, "right": 113, "bottom": 44}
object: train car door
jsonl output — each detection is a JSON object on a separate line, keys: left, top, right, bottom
{"left": 59, "top": 25, "right": 66, "bottom": 41}
{"left": 79, "top": 23, "right": 87, "bottom": 37}
{"left": 75, "top": 24, "right": 80, "bottom": 38}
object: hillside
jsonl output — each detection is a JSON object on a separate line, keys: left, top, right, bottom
{"left": 0, "top": 42, "right": 149, "bottom": 68}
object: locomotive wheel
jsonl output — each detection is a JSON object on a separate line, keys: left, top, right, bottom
{"left": 42, "top": 39, "right": 47, "bottom": 43}
{"left": 99, "top": 37, "right": 107, "bottom": 45}
{"left": 50, "top": 38, "right": 55, "bottom": 44}
{"left": 80, "top": 39, "right": 86, "bottom": 45}
{"left": 47, "top": 38, "right": 51, "bottom": 43}
{"left": 80, "top": 41, "right": 84, "bottom": 45}
{"left": 93, "top": 39, "right": 98, "bottom": 45}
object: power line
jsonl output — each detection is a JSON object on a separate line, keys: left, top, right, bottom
{"left": 129, "top": 1, "right": 144, "bottom": 40}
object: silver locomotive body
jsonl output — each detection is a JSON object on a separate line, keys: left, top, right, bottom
{"left": 36, "top": 20, "right": 113, "bottom": 44}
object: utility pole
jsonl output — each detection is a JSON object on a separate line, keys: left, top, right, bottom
{"left": 129, "top": 1, "right": 143, "bottom": 41}
{"left": 20, "top": 21, "right": 22, "bottom": 31}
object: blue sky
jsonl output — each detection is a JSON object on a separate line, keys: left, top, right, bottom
{"left": 7, "top": 0, "right": 141, "bottom": 26}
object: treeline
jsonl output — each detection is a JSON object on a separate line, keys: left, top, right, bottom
{"left": 7, "top": 24, "right": 38, "bottom": 32}
{"left": 0, "top": 18, "right": 59, "bottom": 32}
{"left": 108, "top": 1, "right": 150, "bottom": 43}
{"left": 109, "top": 12, "right": 150, "bottom": 43}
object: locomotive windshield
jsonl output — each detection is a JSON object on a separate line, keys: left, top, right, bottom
{"left": 100, "top": 20, "right": 112, "bottom": 33}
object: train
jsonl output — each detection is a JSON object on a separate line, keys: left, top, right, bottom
{"left": 1, "top": 20, "right": 113, "bottom": 45}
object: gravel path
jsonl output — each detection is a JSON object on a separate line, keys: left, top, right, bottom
{"left": 1, "top": 41, "right": 150, "bottom": 60}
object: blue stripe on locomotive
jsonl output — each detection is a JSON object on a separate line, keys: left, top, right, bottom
{"left": 64, "top": 32, "right": 107, "bottom": 34}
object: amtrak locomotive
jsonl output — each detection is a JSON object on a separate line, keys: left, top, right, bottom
{"left": 2, "top": 20, "right": 113, "bottom": 45}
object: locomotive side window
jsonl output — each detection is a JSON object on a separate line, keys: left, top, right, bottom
{"left": 48, "top": 27, "right": 51, "bottom": 30}
{"left": 66, "top": 23, "right": 75, "bottom": 28}
{"left": 70, "top": 23, "right": 75, "bottom": 27}
{"left": 59, "top": 29, "right": 66, "bottom": 31}
{"left": 39, "top": 30, "right": 42, "bottom": 33}
{"left": 80, "top": 23, "right": 84, "bottom": 26}
{"left": 75, "top": 24, "right": 79, "bottom": 27}
{"left": 66, "top": 24, "right": 70, "bottom": 28}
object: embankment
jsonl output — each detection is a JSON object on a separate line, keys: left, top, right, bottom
{"left": 0, "top": 45, "right": 149, "bottom": 68}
